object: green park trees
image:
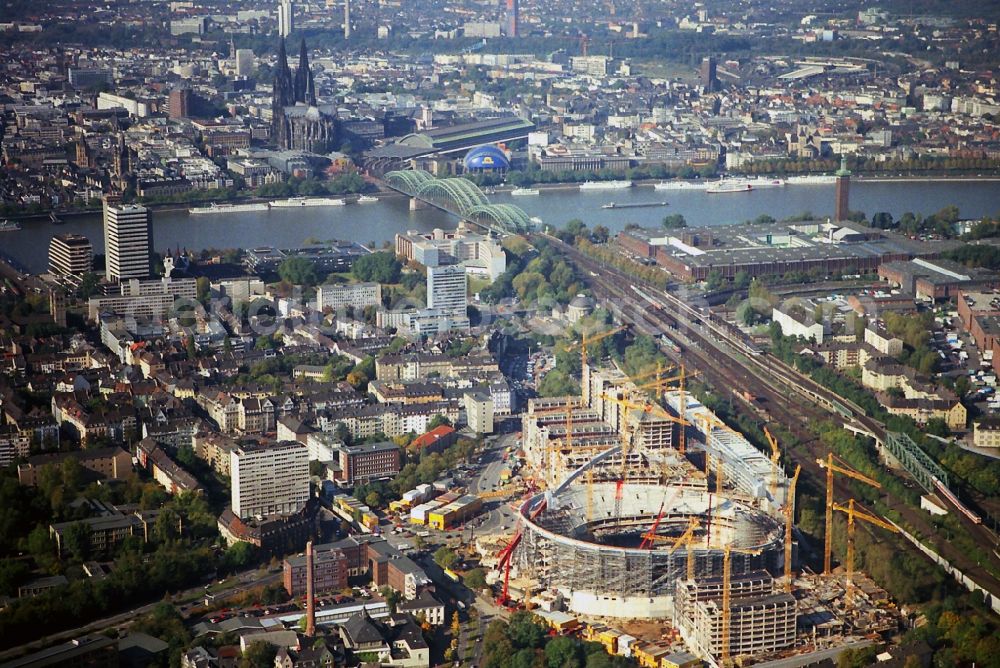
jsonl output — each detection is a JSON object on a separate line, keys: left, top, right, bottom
{"left": 352, "top": 252, "right": 401, "bottom": 284}
{"left": 277, "top": 257, "right": 318, "bottom": 286}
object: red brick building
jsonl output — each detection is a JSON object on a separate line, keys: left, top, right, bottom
{"left": 283, "top": 544, "right": 348, "bottom": 596}
{"left": 336, "top": 441, "right": 400, "bottom": 485}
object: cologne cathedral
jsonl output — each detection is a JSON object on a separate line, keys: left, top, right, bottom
{"left": 271, "top": 38, "right": 338, "bottom": 153}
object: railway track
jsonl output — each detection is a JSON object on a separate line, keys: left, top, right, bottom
{"left": 538, "top": 234, "right": 1000, "bottom": 593}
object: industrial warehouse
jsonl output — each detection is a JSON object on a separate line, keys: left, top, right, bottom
{"left": 617, "top": 220, "right": 960, "bottom": 282}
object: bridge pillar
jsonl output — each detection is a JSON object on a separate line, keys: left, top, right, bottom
{"left": 409, "top": 197, "right": 427, "bottom": 211}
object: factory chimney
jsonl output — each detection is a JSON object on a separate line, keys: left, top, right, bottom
{"left": 305, "top": 540, "right": 316, "bottom": 637}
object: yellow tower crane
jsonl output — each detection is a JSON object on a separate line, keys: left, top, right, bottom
{"left": 816, "top": 453, "right": 881, "bottom": 576}
{"left": 830, "top": 498, "right": 899, "bottom": 608}
{"left": 564, "top": 325, "right": 627, "bottom": 378}
{"left": 664, "top": 517, "right": 701, "bottom": 582}
{"left": 721, "top": 545, "right": 763, "bottom": 667}
{"left": 557, "top": 325, "right": 625, "bottom": 488}
{"left": 626, "top": 361, "right": 675, "bottom": 388}
{"left": 763, "top": 426, "right": 781, "bottom": 498}
{"left": 677, "top": 365, "right": 687, "bottom": 454}
{"left": 630, "top": 368, "right": 697, "bottom": 396}
{"left": 599, "top": 392, "right": 691, "bottom": 476}
{"left": 698, "top": 414, "right": 735, "bottom": 492}
{"left": 784, "top": 464, "right": 801, "bottom": 593}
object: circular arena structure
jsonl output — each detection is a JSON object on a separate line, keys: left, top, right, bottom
{"left": 514, "top": 482, "right": 784, "bottom": 618}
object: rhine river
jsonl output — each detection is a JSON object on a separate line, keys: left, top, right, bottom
{"left": 5, "top": 179, "right": 1000, "bottom": 274}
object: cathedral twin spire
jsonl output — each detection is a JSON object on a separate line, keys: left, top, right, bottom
{"left": 274, "top": 37, "right": 316, "bottom": 109}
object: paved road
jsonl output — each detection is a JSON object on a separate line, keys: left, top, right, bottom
{"left": 469, "top": 434, "right": 520, "bottom": 537}
{"left": 755, "top": 639, "right": 873, "bottom": 668}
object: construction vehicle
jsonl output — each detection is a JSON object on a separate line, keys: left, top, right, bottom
{"left": 638, "top": 487, "right": 683, "bottom": 549}
{"left": 639, "top": 501, "right": 667, "bottom": 550}
{"left": 816, "top": 453, "right": 881, "bottom": 576}
{"left": 784, "top": 465, "right": 801, "bottom": 593}
{"left": 830, "top": 498, "right": 899, "bottom": 608}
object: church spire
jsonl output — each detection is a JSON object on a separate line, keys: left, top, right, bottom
{"left": 294, "top": 38, "right": 310, "bottom": 104}
{"left": 274, "top": 37, "right": 294, "bottom": 107}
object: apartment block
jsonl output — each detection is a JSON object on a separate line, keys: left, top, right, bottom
{"left": 316, "top": 282, "right": 382, "bottom": 311}
{"left": 48, "top": 233, "right": 93, "bottom": 286}
{"left": 864, "top": 325, "right": 904, "bottom": 357}
{"left": 973, "top": 417, "right": 1000, "bottom": 448}
{"left": 231, "top": 441, "right": 310, "bottom": 519}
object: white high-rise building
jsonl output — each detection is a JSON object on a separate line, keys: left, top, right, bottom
{"left": 426, "top": 264, "right": 467, "bottom": 317}
{"left": 278, "top": 0, "right": 294, "bottom": 37}
{"left": 231, "top": 441, "right": 309, "bottom": 519}
{"left": 103, "top": 203, "right": 152, "bottom": 283}
{"left": 235, "top": 48, "right": 255, "bottom": 77}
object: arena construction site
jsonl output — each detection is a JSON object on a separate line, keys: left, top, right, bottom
{"left": 477, "top": 361, "right": 906, "bottom": 666}
{"left": 511, "top": 363, "right": 788, "bottom": 618}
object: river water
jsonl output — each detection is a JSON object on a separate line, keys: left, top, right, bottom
{"left": 6, "top": 179, "right": 1000, "bottom": 274}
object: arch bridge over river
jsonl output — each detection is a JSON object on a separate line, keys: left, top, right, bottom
{"left": 382, "top": 169, "right": 534, "bottom": 234}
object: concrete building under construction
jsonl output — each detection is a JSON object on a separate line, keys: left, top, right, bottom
{"left": 511, "top": 362, "right": 791, "bottom": 619}
{"left": 522, "top": 365, "right": 684, "bottom": 488}
{"left": 674, "top": 571, "right": 797, "bottom": 664}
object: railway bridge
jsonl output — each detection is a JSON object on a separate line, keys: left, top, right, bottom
{"left": 382, "top": 169, "right": 535, "bottom": 235}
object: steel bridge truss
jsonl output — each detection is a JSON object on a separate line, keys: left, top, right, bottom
{"left": 884, "top": 431, "right": 949, "bottom": 492}
{"left": 415, "top": 178, "right": 490, "bottom": 213}
{"left": 383, "top": 169, "right": 535, "bottom": 233}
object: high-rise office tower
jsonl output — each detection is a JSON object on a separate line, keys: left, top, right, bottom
{"left": 700, "top": 56, "right": 718, "bottom": 92}
{"left": 235, "top": 49, "right": 255, "bottom": 77}
{"left": 427, "top": 264, "right": 468, "bottom": 317}
{"left": 168, "top": 87, "right": 191, "bottom": 119}
{"left": 506, "top": 0, "right": 519, "bottom": 37}
{"left": 103, "top": 203, "right": 153, "bottom": 283}
{"left": 834, "top": 157, "right": 851, "bottom": 222}
{"left": 278, "top": 0, "right": 294, "bottom": 38}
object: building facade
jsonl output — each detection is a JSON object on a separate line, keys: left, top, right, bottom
{"left": 316, "top": 282, "right": 382, "bottom": 311}
{"left": 283, "top": 544, "right": 348, "bottom": 596}
{"left": 336, "top": 441, "right": 401, "bottom": 485}
{"left": 103, "top": 203, "right": 152, "bottom": 282}
{"left": 48, "top": 233, "right": 93, "bottom": 286}
{"left": 426, "top": 264, "right": 467, "bottom": 317}
{"left": 231, "top": 441, "right": 310, "bottom": 519}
